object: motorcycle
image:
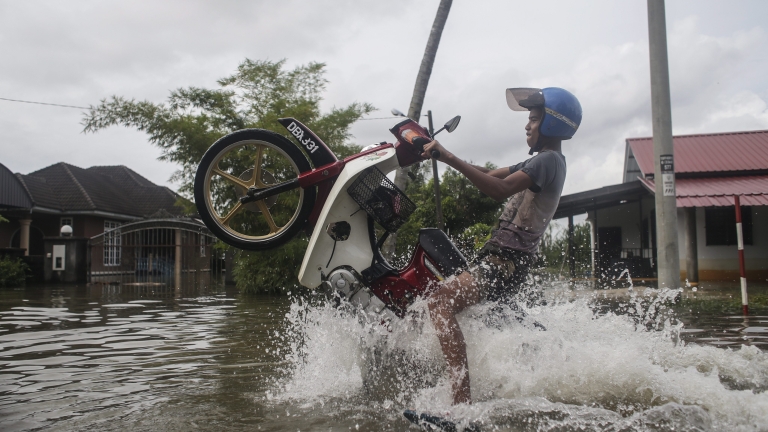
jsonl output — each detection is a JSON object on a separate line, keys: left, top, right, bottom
{"left": 194, "top": 115, "right": 466, "bottom": 322}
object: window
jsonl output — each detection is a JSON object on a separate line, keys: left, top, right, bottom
{"left": 705, "top": 206, "right": 752, "bottom": 246}
{"left": 103, "top": 221, "right": 122, "bottom": 266}
{"left": 199, "top": 233, "right": 206, "bottom": 257}
{"left": 60, "top": 217, "right": 73, "bottom": 228}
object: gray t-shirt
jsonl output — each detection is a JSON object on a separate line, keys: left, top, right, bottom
{"left": 486, "top": 150, "right": 566, "bottom": 254}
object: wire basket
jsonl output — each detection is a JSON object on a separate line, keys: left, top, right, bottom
{"left": 347, "top": 167, "right": 416, "bottom": 232}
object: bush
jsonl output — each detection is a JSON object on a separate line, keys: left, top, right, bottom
{"left": 233, "top": 236, "right": 309, "bottom": 294}
{"left": 538, "top": 221, "right": 592, "bottom": 276}
{"left": 0, "top": 256, "right": 29, "bottom": 288}
{"left": 395, "top": 164, "right": 504, "bottom": 258}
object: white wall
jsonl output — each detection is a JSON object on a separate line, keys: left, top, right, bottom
{"left": 586, "top": 201, "right": 767, "bottom": 275}
{"left": 587, "top": 196, "right": 656, "bottom": 250}
{"left": 681, "top": 205, "right": 768, "bottom": 272}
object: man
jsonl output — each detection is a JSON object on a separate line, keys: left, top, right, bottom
{"left": 421, "top": 87, "right": 582, "bottom": 405}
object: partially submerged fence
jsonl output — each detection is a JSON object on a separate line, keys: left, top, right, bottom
{"left": 88, "top": 218, "right": 222, "bottom": 286}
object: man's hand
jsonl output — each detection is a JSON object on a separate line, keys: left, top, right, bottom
{"left": 421, "top": 140, "right": 453, "bottom": 162}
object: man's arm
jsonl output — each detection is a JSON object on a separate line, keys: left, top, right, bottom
{"left": 423, "top": 140, "right": 533, "bottom": 201}
{"left": 469, "top": 164, "right": 510, "bottom": 179}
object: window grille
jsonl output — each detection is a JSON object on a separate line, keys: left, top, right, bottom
{"left": 103, "top": 221, "right": 122, "bottom": 266}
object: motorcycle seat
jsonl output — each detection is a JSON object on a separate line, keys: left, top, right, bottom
{"left": 419, "top": 228, "right": 468, "bottom": 277}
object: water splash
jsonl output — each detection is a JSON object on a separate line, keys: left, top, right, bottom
{"left": 273, "top": 287, "right": 768, "bottom": 431}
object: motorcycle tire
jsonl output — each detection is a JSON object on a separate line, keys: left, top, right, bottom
{"left": 194, "top": 128, "right": 316, "bottom": 251}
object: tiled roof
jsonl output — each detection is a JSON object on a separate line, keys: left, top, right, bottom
{"left": 639, "top": 175, "right": 768, "bottom": 207}
{"left": 17, "top": 162, "right": 183, "bottom": 218}
{"left": 87, "top": 165, "right": 156, "bottom": 188}
{"left": 0, "top": 163, "right": 33, "bottom": 209}
{"left": 627, "top": 130, "right": 768, "bottom": 176}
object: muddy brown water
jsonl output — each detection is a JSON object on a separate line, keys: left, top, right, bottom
{"left": 1, "top": 278, "right": 767, "bottom": 431}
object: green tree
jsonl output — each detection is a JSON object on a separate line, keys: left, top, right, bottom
{"left": 395, "top": 163, "right": 504, "bottom": 259}
{"left": 83, "top": 59, "right": 373, "bottom": 198}
{"left": 539, "top": 221, "right": 592, "bottom": 276}
{"left": 83, "top": 59, "right": 374, "bottom": 293}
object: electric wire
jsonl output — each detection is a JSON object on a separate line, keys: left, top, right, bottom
{"left": 0, "top": 97, "right": 90, "bottom": 110}
{"left": 0, "top": 98, "right": 401, "bottom": 121}
{"left": 1, "top": 97, "right": 410, "bottom": 130}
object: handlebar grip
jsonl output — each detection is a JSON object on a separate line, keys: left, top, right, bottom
{"left": 430, "top": 149, "right": 440, "bottom": 159}
{"left": 411, "top": 136, "right": 430, "bottom": 149}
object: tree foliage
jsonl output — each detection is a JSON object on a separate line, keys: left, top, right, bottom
{"left": 539, "top": 221, "right": 592, "bottom": 276}
{"left": 232, "top": 237, "right": 308, "bottom": 295}
{"left": 83, "top": 58, "right": 374, "bottom": 198}
{"left": 394, "top": 162, "right": 504, "bottom": 260}
{"left": 82, "top": 59, "right": 374, "bottom": 294}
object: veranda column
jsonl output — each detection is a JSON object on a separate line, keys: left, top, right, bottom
{"left": 684, "top": 207, "right": 698, "bottom": 283}
{"left": 734, "top": 196, "right": 748, "bottom": 315}
{"left": 19, "top": 219, "right": 32, "bottom": 256}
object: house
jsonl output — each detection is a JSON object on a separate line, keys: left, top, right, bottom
{"left": 1, "top": 162, "right": 218, "bottom": 283}
{"left": 555, "top": 130, "right": 768, "bottom": 283}
{"left": 1, "top": 162, "right": 185, "bottom": 254}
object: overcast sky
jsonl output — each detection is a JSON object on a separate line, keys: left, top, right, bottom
{"left": 1, "top": 0, "right": 767, "bottom": 200}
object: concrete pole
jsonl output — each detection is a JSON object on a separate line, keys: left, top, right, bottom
{"left": 684, "top": 207, "right": 698, "bottom": 283}
{"left": 647, "top": 0, "right": 680, "bottom": 289}
{"left": 19, "top": 219, "right": 32, "bottom": 256}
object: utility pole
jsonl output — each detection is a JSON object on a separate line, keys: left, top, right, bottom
{"left": 647, "top": 0, "right": 680, "bottom": 288}
{"left": 385, "top": 0, "right": 452, "bottom": 257}
{"left": 427, "top": 110, "right": 445, "bottom": 230}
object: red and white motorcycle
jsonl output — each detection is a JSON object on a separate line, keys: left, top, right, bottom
{"left": 194, "top": 115, "right": 465, "bottom": 321}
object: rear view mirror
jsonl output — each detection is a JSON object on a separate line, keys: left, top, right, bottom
{"left": 444, "top": 116, "right": 461, "bottom": 133}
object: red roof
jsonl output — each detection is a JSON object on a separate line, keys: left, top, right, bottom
{"left": 628, "top": 130, "right": 768, "bottom": 175}
{"left": 640, "top": 175, "right": 768, "bottom": 207}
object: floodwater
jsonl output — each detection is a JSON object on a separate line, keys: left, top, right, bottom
{"left": 0, "top": 278, "right": 767, "bottom": 431}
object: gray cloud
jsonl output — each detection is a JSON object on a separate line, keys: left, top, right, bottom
{"left": 1, "top": 0, "right": 766, "bottom": 198}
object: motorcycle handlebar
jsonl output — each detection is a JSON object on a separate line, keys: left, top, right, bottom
{"left": 411, "top": 136, "right": 440, "bottom": 159}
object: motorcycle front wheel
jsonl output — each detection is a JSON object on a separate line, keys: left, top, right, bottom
{"left": 194, "top": 129, "right": 316, "bottom": 251}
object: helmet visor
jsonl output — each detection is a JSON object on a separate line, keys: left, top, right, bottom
{"left": 506, "top": 88, "right": 544, "bottom": 111}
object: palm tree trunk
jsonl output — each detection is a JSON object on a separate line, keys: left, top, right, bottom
{"left": 384, "top": 0, "right": 453, "bottom": 257}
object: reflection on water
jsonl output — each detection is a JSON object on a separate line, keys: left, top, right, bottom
{"left": 0, "top": 279, "right": 766, "bottom": 431}
{"left": 0, "top": 278, "right": 289, "bottom": 431}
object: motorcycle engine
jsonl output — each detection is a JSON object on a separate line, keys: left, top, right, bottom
{"left": 325, "top": 268, "right": 397, "bottom": 322}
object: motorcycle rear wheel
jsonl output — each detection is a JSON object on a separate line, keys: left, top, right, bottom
{"left": 194, "top": 129, "right": 315, "bottom": 251}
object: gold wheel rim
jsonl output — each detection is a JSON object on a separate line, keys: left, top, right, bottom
{"left": 203, "top": 140, "right": 304, "bottom": 240}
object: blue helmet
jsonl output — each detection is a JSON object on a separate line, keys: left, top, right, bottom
{"left": 506, "top": 87, "right": 582, "bottom": 140}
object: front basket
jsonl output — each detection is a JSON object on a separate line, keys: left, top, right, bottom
{"left": 347, "top": 167, "right": 416, "bottom": 233}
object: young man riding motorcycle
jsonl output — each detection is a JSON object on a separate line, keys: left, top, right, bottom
{"left": 421, "top": 87, "right": 582, "bottom": 405}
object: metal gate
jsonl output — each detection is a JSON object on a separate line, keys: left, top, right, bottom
{"left": 88, "top": 218, "right": 222, "bottom": 288}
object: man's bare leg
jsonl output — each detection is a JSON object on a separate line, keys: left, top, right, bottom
{"left": 428, "top": 271, "right": 482, "bottom": 405}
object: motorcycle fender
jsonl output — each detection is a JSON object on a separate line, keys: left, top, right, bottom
{"left": 298, "top": 147, "right": 400, "bottom": 288}
{"left": 277, "top": 117, "right": 337, "bottom": 168}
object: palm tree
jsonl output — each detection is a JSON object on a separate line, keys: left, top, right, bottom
{"left": 385, "top": 0, "right": 453, "bottom": 257}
